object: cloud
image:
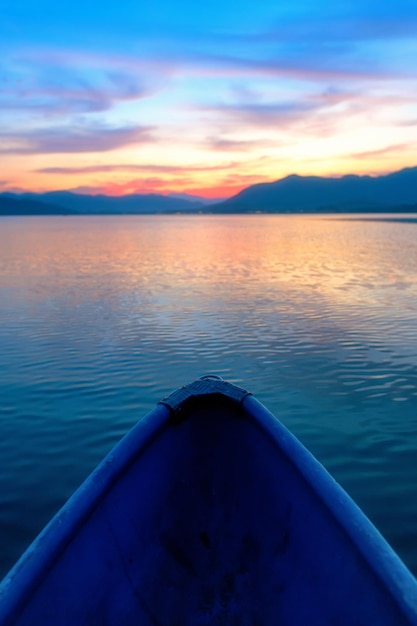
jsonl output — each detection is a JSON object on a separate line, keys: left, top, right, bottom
{"left": 0, "top": 55, "right": 163, "bottom": 118}
{"left": 260, "top": 14, "right": 417, "bottom": 46}
{"left": 174, "top": 26, "right": 417, "bottom": 83}
{"left": 204, "top": 136, "right": 264, "bottom": 152}
{"left": 199, "top": 96, "right": 331, "bottom": 134}
{"left": 198, "top": 86, "right": 417, "bottom": 140}
{"left": 217, "top": 101, "right": 318, "bottom": 125}
{"left": 115, "top": 14, "right": 417, "bottom": 83}
{"left": 199, "top": 11, "right": 417, "bottom": 84}
{"left": 184, "top": 52, "right": 387, "bottom": 84}
{"left": 349, "top": 143, "right": 417, "bottom": 160}
{"left": 3, "top": 27, "right": 414, "bottom": 143}
{"left": 0, "top": 180, "right": 27, "bottom": 193}
{"left": 0, "top": 82, "right": 146, "bottom": 116}
{"left": 0, "top": 124, "right": 155, "bottom": 154}
{"left": 10, "top": 26, "right": 414, "bottom": 115}
{"left": 398, "top": 119, "right": 417, "bottom": 127}
{"left": 65, "top": 170, "right": 267, "bottom": 198}
{"left": 34, "top": 161, "right": 238, "bottom": 174}
{"left": 95, "top": 177, "right": 192, "bottom": 196}
{"left": 184, "top": 173, "right": 268, "bottom": 199}
{"left": 30, "top": 162, "right": 249, "bottom": 197}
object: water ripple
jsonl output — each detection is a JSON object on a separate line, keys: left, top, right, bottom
{"left": 1, "top": 215, "right": 417, "bottom": 577}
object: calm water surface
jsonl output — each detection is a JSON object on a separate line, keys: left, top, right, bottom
{"left": 0, "top": 215, "right": 417, "bottom": 578}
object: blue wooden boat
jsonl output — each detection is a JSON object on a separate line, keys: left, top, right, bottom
{"left": 0, "top": 377, "right": 417, "bottom": 625}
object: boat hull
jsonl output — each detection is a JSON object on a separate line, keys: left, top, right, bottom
{"left": 0, "top": 379, "right": 416, "bottom": 624}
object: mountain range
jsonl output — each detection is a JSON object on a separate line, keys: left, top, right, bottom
{"left": 1, "top": 166, "right": 417, "bottom": 215}
{"left": 212, "top": 166, "right": 417, "bottom": 213}
{"left": 0, "top": 191, "right": 206, "bottom": 216}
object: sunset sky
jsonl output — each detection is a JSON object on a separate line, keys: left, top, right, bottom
{"left": 1, "top": 0, "right": 417, "bottom": 198}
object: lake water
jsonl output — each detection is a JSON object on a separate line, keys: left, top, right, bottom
{"left": 0, "top": 214, "right": 417, "bottom": 580}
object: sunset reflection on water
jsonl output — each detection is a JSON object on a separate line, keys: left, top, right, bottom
{"left": 1, "top": 214, "right": 417, "bottom": 578}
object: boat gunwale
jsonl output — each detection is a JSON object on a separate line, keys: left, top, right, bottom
{"left": 0, "top": 403, "right": 171, "bottom": 623}
{"left": 241, "top": 393, "right": 417, "bottom": 622}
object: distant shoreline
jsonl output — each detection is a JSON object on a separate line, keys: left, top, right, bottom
{"left": 2, "top": 208, "right": 417, "bottom": 217}
{"left": 2, "top": 165, "right": 417, "bottom": 216}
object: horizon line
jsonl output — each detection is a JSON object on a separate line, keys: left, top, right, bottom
{"left": 1, "top": 163, "right": 416, "bottom": 200}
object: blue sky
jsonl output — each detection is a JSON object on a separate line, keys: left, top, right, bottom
{"left": 1, "top": 0, "right": 416, "bottom": 196}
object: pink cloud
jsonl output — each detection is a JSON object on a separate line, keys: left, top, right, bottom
{"left": 34, "top": 161, "right": 239, "bottom": 175}
{"left": 57, "top": 168, "right": 267, "bottom": 198}
{"left": 0, "top": 124, "right": 156, "bottom": 154}
{"left": 204, "top": 137, "right": 264, "bottom": 152}
{"left": 349, "top": 143, "right": 417, "bottom": 160}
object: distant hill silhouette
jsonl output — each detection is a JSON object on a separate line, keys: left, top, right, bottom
{"left": 0, "top": 195, "right": 76, "bottom": 216}
{"left": 5, "top": 191, "right": 204, "bottom": 214}
{"left": 1, "top": 166, "right": 417, "bottom": 215}
{"left": 211, "top": 167, "right": 417, "bottom": 213}
{"left": 168, "top": 192, "right": 223, "bottom": 205}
